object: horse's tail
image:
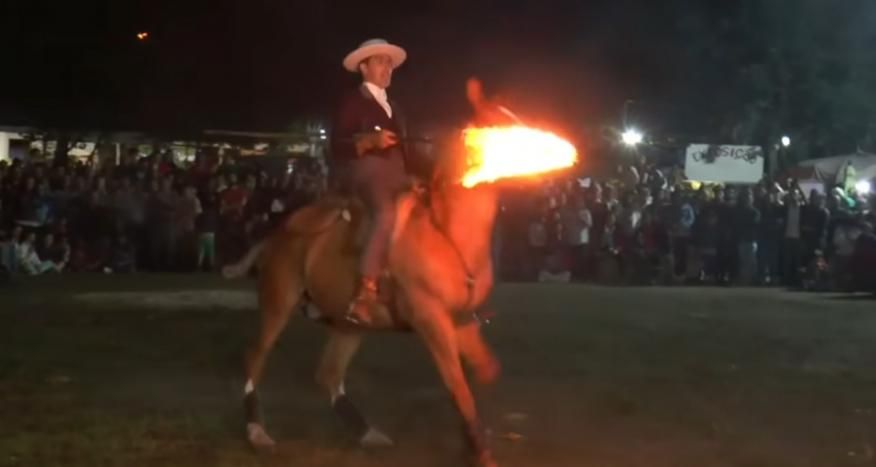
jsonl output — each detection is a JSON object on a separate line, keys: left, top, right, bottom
{"left": 222, "top": 201, "right": 347, "bottom": 280}
{"left": 222, "top": 241, "right": 266, "bottom": 279}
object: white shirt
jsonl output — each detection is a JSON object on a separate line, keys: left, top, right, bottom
{"left": 364, "top": 82, "right": 392, "bottom": 118}
{"left": 579, "top": 208, "right": 593, "bottom": 244}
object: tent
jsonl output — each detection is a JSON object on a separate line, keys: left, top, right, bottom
{"left": 786, "top": 151, "right": 876, "bottom": 194}
{"left": 790, "top": 151, "right": 876, "bottom": 182}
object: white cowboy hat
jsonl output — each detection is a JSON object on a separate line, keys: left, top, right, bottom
{"left": 342, "top": 38, "right": 407, "bottom": 72}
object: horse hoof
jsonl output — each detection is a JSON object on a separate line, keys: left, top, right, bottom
{"left": 472, "top": 450, "right": 498, "bottom": 467}
{"left": 247, "top": 423, "right": 276, "bottom": 451}
{"left": 360, "top": 427, "right": 394, "bottom": 448}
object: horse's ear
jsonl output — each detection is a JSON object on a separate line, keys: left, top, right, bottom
{"left": 466, "top": 77, "right": 485, "bottom": 111}
{"left": 465, "top": 77, "right": 522, "bottom": 127}
{"left": 467, "top": 77, "right": 497, "bottom": 126}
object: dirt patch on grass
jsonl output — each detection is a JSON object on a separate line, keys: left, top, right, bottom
{"left": 72, "top": 290, "right": 257, "bottom": 311}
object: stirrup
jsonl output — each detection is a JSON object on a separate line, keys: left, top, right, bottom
{"left": 344, "top": 298, "right": 374, "bottom": 325}
{"left": 344, "top": 281, "right": 378, "bottom": 324}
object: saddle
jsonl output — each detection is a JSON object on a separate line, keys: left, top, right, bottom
{"left": 291, "top": 186, "right": 426, "bottom": 330}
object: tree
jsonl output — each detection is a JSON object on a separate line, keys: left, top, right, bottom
{"left": 667, "top": 0, "right": 876, "bottom": 158}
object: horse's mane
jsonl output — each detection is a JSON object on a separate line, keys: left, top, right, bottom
{"left": 425, "top": 127, "right": 467, "bottom": 192}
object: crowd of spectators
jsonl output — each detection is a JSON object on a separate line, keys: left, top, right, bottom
{"left": 0, "top": 150, "right": 325, "bottom": 277}
{"left": 495, "top": 158, "right": 876, "bottom": 291}
{"left": 2, "top": 150, "right": 875, "bottom": 293}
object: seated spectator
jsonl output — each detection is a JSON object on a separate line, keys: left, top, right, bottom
{"left": 38, "top": 232, "right": 70, "bottom": 267}
{"left": 16, "top": 232, "right": 63, "bottom": 274}
{"left": 68, "top": 238, "right": 99, "bottom": 272}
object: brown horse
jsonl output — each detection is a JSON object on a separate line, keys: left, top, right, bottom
{"left": 227, "top": 81, "right": 574, "bottom": 467}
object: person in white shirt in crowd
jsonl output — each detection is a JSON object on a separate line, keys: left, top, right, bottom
{"left": 16, "top": 231, "right": 64, "bottom": 274}
{"left": 619, "top": 192, "right": 643, "bottom": 242}
{"left": 560, "top": 193, "right": 592, "bottom": 281}
{"left": 177, "top": 184, "right": 202, "bottom": 269}
{"left": 782, "top": 185, "right": 806, "bottom": 286}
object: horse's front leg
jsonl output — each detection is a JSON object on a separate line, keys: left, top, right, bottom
{"left": 413, "top": 304, "right": 497, "bottom": 467}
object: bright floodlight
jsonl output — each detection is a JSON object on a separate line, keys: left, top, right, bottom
{"left": 621, "top": 128, "right": 643, "bottom": 146}
{"left": 856, "top": 180, "right": 871, "bottom": 195}
{"left": 781, "top": 136, "right": 791, "bottom": 147}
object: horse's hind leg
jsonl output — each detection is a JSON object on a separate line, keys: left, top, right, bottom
{"left": 243, "top": 246, "right": 303, "bottom": 450}
{"left": 316, "top": 330, "right": 394, "bottom": 448}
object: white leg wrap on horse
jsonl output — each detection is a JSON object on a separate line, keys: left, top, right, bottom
{"left": 360, "top": 427, "right": 394, "bottom": 448}
{"left": 330, "top": 382, "right": 346, "bottom": 404}
{"left": 244, "top": 379, "right": 255, "bottom": 395}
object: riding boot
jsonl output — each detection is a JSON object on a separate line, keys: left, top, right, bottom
{"left": 345, "top": 276, "right": 379, "bottom": 325}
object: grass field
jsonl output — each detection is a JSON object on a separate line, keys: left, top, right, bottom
{"left": 2, "top": 274, "right": 875, "bottom": 467}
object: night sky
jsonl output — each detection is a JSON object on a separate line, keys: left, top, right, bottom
{"left": 0, "top": 1, "right": 661, "bottom": 131}
{"left": 3, "top": 0, "right": 875, "bottom": 153}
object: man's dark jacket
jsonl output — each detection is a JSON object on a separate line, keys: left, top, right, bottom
{"left": 328, "top": 84, "right": 410, "bottom": 190}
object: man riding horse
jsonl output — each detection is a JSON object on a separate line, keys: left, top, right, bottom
{"left": 230, "top": 39, "right": 577, "bottom": 467}
{"left": 331, "top": 38, "right": 410, "bottom": 326}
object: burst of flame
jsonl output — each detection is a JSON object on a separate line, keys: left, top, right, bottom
{"left": 460, "top": 126, "right": 578, "bottom": 188}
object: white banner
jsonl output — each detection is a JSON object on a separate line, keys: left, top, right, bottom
{"left": 684, "top": 144, "right": 764, "bottom": 183}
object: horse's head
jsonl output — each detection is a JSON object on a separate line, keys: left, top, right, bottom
{"left": 434, "top": 78, "right": 525, "bottom": 185}
{"left": 433, "top": 78, "right": 577, "bottom": 193}
{"left": 427, "top": 79, "right": 578, "bottom": 277}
